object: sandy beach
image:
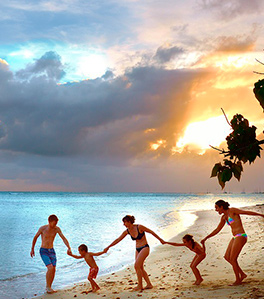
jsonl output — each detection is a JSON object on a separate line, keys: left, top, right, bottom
{"left": 35, "top": 204, "right": 264, "bottom": 299}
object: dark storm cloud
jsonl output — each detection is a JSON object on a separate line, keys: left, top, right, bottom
{"left": 0, "top": 51, "right": 208, "bottom": 160}
{"left": 0, "top": 125, "right": 6, "bottom": 139}
{"left": 154, "top": 45, "right": 184, "bottom": 63}
{"left": 0, "top": 59, "right": 12, "bottom": 82}
{"left": 16, "top": 51, "right": 65, "bottom": 80}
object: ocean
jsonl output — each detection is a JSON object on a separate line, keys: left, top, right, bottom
{"left": 0, "top": 192, "right": 263, "bottom": 299}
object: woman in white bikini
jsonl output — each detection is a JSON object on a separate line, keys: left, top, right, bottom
{"left": 201, "top": 200, "right": 264, "bottom": 285}
{"left": 104, "top": 215, "right": 165, "bottom": 292}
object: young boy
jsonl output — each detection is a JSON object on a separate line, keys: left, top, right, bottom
{"left": 67, "top": 244, "right": 106, "bottom": 292}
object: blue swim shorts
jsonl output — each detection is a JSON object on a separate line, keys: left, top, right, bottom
{"left": 39, "top": 247, "right": 57, "bottom": 267}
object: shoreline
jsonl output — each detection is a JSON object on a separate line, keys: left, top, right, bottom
{"left": 35, "top": 204, "right": 264, "bottom": 299}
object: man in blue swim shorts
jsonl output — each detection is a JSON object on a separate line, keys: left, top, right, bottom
{"left": 40, "top": 247, "right": 57, "bottom": 267}
{"left": 30, "top": 215, "right": 72, "bottom": 294}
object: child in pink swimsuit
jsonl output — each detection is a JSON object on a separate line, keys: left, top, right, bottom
{"left": 67, "top": 244, "right": 106, "bottom": 292}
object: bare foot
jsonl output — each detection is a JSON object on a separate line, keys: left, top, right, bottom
{"left": 193, "top": 278, "right": 203, "bottom": 285}
{"left": 81, "top": 290, "right": 93, "bottom": 294}
{"left": 144, "top": 284, "right": 153, "bottom": 290}
{"left": 240, "top": 273, "right": 247, "bottom": 282}
{"left": 46, "top": 287, "right": 57, "bottom": 294}
{"left": 92, "top": 287, "right": 100, "bottom": 293}
{"left": 229, "top": 280, "right": 242, "bottom": 286}
{"left": 133, "top": 285, "right": 143, "bottom": 292}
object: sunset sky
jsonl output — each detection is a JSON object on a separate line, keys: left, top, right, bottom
{"left": 0, "top": 0, "right": 264, "bottom": 192}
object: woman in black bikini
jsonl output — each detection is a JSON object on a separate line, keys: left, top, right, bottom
{"left": 104, "top": 215, "right": 165, "bottom": 291}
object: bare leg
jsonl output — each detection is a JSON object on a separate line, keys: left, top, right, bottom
{"left": 224, "top": 237, "right": 247, "bottom": 282}
{"left": 88, "top": 277, "right": 100, "bottom": 292}
{"left": 136, "top": 250, "right": 153, "bottom": 290}
{"left": 224, "top": 238, "right": 234, "bottom": 263}
{"left": 134, "top": 247, "right": 150, "bottom": 291}
{"left": 228, "top": 236, "right": 247, "bottom": 285}
{"left": 46, "top": 265, "right": 56, "bottom": 293}
{"left": 190, "top": 254, "right": 206, "bottom": 285}
{"left": 142, "top": 266, "right": 153, "bottom": 290}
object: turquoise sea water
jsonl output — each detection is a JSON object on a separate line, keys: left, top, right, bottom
{"left": 0, "top": 192, "right": 263, "bottom": 299}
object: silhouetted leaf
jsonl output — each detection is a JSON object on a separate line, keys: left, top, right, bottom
{"left": 221, "top": 168, "right": 232, "bottom": 183}
{"left": 237, "top": 161, "right": 243, "bottom": 172}
{"left": 211, "top": 163, "right": 222, "bottom": 177}
{"left": 253, "top": 79, "right": 264, "bottom": 111}
{"left": 217, "top": 172, "right": 225, "bottom": 189}
{"left": 232, "top": 164, "right": 242, "bottom": 181}
{"left": 224, "top": 159, "right": 233, "bottom": 167}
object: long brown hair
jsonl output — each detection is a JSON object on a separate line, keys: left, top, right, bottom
{"left": 183, "top": 234, "right": 195, "bottom": 249}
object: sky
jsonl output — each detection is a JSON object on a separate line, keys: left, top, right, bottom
{"left": 0, "top": 0, "right": 264, "bottom": 193}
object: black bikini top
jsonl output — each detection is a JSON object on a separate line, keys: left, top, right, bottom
{"left": 127, "top": 225, "right": 145, "bottom": 240}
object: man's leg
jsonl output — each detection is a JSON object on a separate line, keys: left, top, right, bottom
{"left": 46, "top": 265, "right": 56, "bottom": 291}
{"left": 40, "top": 248, "right": 57, "bottom": 293}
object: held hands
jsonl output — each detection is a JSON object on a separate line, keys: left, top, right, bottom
{"left": 201, "top": 239, "right": 206, "bottom": 245}
{"left": 103, "top": 247, "right": 109, "bottom": 253}
{"left": 67, "top": 249, "right": 72, "bottom": 256}
{"left": 160, "top": 239, "right": 166, "bottom": 245}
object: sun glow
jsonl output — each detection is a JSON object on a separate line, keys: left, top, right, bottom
{"left": 145, "top": 128, "right": 156, "bottom": 133}
{"left": 9, "top": 49, "right": 34, "bottom": 59}
{"left": 76, "top": 53, "right": 107, "bottom": 79}
{"left": 215, "top": 55, "right": 251, "bottom": 69}
{"left": 0, "top": 58, "right": 9, "bottom": 66}
{"left": 174, "top": 116, "right": 232, "bottom": 154}
{"left": 150, "top": 139, "right": 166, "bottom": 150}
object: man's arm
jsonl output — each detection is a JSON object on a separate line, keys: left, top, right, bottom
{"left": 30, "top": 227, "right": 42, "bottom": 257}
{"left": 67, "top": 249, "right": 82, "bottom": 259}
{"left": 57, "top": 227, "right": 71, "bottom": 251}
{"left": 201, "top": 216, "right": 226, "bottom": 244}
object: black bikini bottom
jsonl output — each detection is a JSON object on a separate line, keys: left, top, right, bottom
{"left": 136, "top": 244, "right": 149, "bottom": 253}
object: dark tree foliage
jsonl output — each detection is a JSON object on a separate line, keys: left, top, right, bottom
{"left": 211, "top": 114, "right": 264, "bottom": 189}
{"left": 253, "top": 79, "right": 264, "bottom": 111}
{"left": 211, "top": 59, "right": 264, "bottom": 189}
